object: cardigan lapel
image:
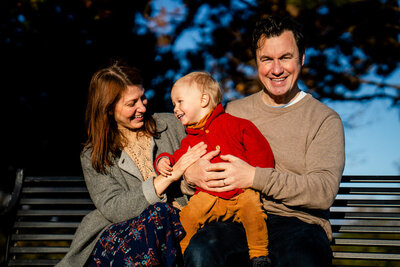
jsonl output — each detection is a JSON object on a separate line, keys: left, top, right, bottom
{"left": 118, "top": 150, "right": 144, "bottom": 181}
{"left": 118, "top": 114, "right": 165, "bottom": 181}
{"left": 117, "top": 139, "right": 158, "bottom": 182}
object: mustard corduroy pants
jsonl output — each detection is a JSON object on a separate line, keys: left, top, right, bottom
{"left": 179, "top": 189, "right": 269, "bottom": 259}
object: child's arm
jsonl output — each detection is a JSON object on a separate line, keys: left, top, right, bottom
{"left": 154, "top": 152, "right": 174, "bottom": 175}
{"left": 242, "top": 121, "right": 274, "bottom": 168}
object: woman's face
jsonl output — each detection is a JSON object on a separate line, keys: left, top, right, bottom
{"left": 114, "top": 85, "right": 147, "bottom": 130}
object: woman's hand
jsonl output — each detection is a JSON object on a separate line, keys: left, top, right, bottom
{"left": 154, "top": 142, "right": 207, "bottom": 197}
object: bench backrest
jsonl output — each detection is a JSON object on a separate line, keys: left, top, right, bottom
{"left": 330, "top": 175, "right": 400, "bottom": 266}
{"left": 4, "top": 170, "right": 93, "bottom": 266}
{"left": 3, "top": 170, "right": 400, "bottom": 266}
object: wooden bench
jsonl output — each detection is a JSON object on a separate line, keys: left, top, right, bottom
{"left": 1, "top": 170, "right": 399, "bottom": 266}
{"left": 1, "top": 169, "right": 94, "bottom": 266}
{"left": 330, "top": 175, "right": 400, "bottom": 266}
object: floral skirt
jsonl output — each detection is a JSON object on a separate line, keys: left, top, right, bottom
{"left": 90, "top": 202, "right": 185, "bottom": 267}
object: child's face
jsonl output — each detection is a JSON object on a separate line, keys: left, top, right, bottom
{"left": 171, "top": 84, "right": 204, "bottom": 126}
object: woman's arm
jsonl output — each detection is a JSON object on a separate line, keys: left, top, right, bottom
{"left": 81, "top": 150, "right": 155, "bottom": 223}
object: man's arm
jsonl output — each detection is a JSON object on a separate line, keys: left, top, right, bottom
{"left": 252, "top": 114, "right": 345, "bottom": 210}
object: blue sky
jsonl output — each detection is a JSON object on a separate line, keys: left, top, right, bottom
{"left": 325, "top": 68, "right": 400, "bottom": 175}
{"left": 147, "top": 0, "right": 400, "bottom": 175}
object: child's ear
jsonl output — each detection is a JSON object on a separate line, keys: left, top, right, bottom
{"left": 200, "top": 93, "right": 210, "bottom": 108}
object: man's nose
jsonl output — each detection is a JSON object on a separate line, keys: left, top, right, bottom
{"left": 272, "top": 60, "right": 284, "bottom": 75}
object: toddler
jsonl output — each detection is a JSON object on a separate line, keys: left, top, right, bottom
{"left": 156, "top": 72, "right": 274, "bottom": 267}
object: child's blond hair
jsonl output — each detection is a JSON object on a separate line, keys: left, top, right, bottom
{"left": 173, "top": 71, "right": 222, "bottom": 108}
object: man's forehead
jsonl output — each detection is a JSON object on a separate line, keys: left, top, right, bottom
{"left": 257, "top": 31, "right": 299, "bottom": 54}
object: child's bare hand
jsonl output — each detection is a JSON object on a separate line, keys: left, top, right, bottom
{"left": 169, "top": 142, "right": 207, "bottom": 181}
{"left": 157, "top": 157, "right": 172, "bottom": 177}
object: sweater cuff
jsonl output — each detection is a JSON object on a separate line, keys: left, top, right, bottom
{"left": 252, "top": 167, "right": 273, "bottom": 192}
{"left": 142, "top": 177, "right": 167, "bottom": 204}
{"left": 181, "top": 176, "right": 196, "bottom": 195}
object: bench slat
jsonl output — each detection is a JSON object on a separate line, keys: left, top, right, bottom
{"left": 17, "top": 209, "right": 92, "bottom": 216}
{"left": 332, "top": 252, "right": 400, "bottom": 260}
{"left": 335, "top": 194, "right": 400, "bottom": 201}
{"left": 20, "top": 198, "right": 93, "bottom": 205}
{"left": 14, "top": 222, "right": 81, "bottom": 228}
{"left": 335, "top": 226, "right": 400, "bottom": 233}
{"left": 334, "top": 238, "right": 400, "bottom": 246}
{"left": 11, "top": 234, "right": 74, "bottom": 241}
{"left": 340, "top": 182, "right": 400, "bottom": 188}
{"left": 24, "top": 176, "right": 84, "bottom": 182}
{"left": 330, "top": 206, "right": 400, "bottom": 213}
{"left": 22, "top": 187, "right": 88, "bottom": 193}
{"left": 331, "top": 219, "right": 400, "bottom": 226}
{"left": 9, "top": 246, "right": 69, "bottom": 253}
{"left": 8, "top": 259, "right": 60, "bottom": 266}
{"left": 345, "top": 177, "right": 400, "bottom": 182}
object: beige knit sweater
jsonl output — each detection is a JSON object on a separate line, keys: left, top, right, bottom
{"left": 119, "top": 129, "right": 156, "bottom": 181}
{"left": 226, "top": 91, "right": 345, "bottom": 240}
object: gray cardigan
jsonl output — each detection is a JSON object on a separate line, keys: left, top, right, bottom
{"left": 56, "top": 113, "right": 187, "bottom": 267}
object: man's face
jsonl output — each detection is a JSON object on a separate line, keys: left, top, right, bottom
{"left": 256, "top": 30, "right": 304, "bottom": 105}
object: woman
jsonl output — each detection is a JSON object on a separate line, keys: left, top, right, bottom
{"left": 57, "top": 62, "right": 206, "bottom": 267}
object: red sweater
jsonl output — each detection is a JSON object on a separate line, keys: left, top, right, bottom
{"left": 156, "top": 104, "right": 274, "bottom": 199}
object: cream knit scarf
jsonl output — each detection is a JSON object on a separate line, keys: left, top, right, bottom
{"left": 119, "top": 128, "right": 156, "bottom": 181}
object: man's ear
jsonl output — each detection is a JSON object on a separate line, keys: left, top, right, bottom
{"left": 200, "top": 93, "right": 210, "bottom": 108}
{"left": 301, "top": 53, "right": 305, "bottom": 66}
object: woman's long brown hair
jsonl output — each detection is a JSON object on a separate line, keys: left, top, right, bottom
{"left": 84, "top": 62, "right": 157, "bottom": 173}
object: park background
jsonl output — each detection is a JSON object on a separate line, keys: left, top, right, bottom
{"left": 0, "top": 0, "right": 399, "bottom": 262}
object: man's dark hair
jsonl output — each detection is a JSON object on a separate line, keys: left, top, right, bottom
{"left": 251, "top": 16, "right": 305, "bottom": 62}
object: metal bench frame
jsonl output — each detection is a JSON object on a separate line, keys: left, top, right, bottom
{"left": 1, "top": 170, "right": 399, "bottom": 266}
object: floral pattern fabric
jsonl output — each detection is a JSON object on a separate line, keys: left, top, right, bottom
{"left": 90, "top": 202, "right": 185, "bottom": 267}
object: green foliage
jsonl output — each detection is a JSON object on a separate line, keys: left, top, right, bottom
{"left": 143, "top": 0, "right": 400, "bottom": 105}
{"left": 1, "top": 0, "right": 399, "bottom": 108}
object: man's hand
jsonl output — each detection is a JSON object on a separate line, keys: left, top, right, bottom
{"left": 203, "top": 154, "right": 255, "bottom": 192}
{"left": 184, "top": 148, "right": 220, "bottom": 188}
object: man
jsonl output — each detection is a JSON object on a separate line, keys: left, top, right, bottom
{"left": 182, "top": 16, "right": 345, "bottom": 267}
